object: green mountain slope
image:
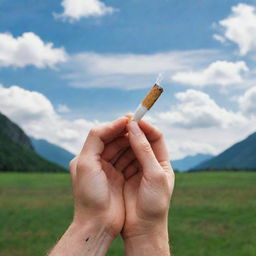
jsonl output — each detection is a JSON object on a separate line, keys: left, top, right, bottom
{"left": 31, "top": 138, "right": 75, "bottom": 168}
{"left": 195, "top": 132, "right": 256, "bottom": 170}
{"left": 0, "top": 113, "right": 33, "bottom": 150}
{"left": 0, "top": 112, "right": 65, "bottom": 172}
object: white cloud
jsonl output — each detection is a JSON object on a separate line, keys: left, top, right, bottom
{"left": 172, "top": 61, "right": 248, "bottom": 87}
{"left": 239, "top": 86, "right": 256, "bottom": 117}
{"left": 0, "top": 85, "right": 100, "bottom": 154}
{"left": 149, "top": 89, "right": 254, "bottom": 160}
{"left": 56, "top": 0, "right": 116, "bottom": 21}
{"left": 215, "top": 3, "right": 256, "bottom": 55}
{"left": 169, "top": 140, "right": 218, "bottom": 160}
{"left": 158, "top": 89, "right": 246, "bottom": 129}
{"left": 0, "top": 32, "right": 67, "bottom": 68}
{"left": 0, "top": 85, "right": 254, "bottom": 161}
{"left": 57, "top": 104, "right": 71, "bottom": 113}
{"left": 159, "top": 124, "right": 254, "bottom": 160}
{"left": 213, "top": 34, "right": 226, "bottom": 43}
{"left": 63, "top": 50, "right": 220, "bottom": 89}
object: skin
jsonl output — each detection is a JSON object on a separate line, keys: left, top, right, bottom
{"left": 48, "top": 115, "right": 175, "bottom": 256}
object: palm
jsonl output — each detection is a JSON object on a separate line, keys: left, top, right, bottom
{"left": 123, "top": 172, "right": 141, "bottom": 225}
{"left": 123, "top": 171, "right": 158, "bottom": 224}
{"left": 75, "top": 152, "right": 126, "bottom": 237}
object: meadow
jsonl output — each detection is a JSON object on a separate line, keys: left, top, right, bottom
{"left": 0, "top": 172, "right": 255, "bottom": 256}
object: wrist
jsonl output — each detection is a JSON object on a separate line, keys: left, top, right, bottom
{"left": 70, "top": 218, "right": 116, "bottom": 243}
{"left": 122, "top": 216, "right": 168, "bottom": 239}
{"left": 124, "top": 228, "right": 170, "bottom": 256}
{"left": 49, "top": 220, "right": 114, "bottom": 256}
{"left": 123, "top": 221, "right": 170, "bottom": 256}
{"left": 72, "top": 212, "right": 117, "bottom": 240}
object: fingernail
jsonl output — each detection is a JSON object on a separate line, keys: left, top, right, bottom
{"left": 129, "top": 121, "right": 142, "bottom": 135}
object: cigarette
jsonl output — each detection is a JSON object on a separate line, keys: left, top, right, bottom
{"left": 132, "top": 84, "right": 163, "bottom": 121}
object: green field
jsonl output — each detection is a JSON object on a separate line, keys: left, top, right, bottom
{"left": 0, "top": 172, "right": 255, "bottom": 256}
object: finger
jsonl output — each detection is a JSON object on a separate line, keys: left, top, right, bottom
{"left": 81, "top": 117, "right": 128, "bottom": 160}
{"left": 139, "top": 120, "right": 170, "bottom": 166}
{"left": 123, "top": 160, "right": 140, "bottom": 180}
{"left": 124, "top": 113, "right": 133, "bottom": 121}
{"left": 110, "top": 147, "right": 127, "bottom": 165}
{"left": 139, "top": 120, "right": 169, "bottom": 161}
{"left": 102, "top": 135, "right": 129, "bottom": 162}
{"left": 100, "top": 159, "right": 123, "bottom": 184}
{"left": 114, "top": 148, "right": 136, "bottom": 172}
{"left": 127, "top": 121, "right": 160, "bottom": 176}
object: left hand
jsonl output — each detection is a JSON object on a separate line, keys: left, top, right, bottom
{"left": 48, "top": 117, "right": 130, "bottom": 256}
{"left": 69, "top": 117, "right": 129, "bottom": 239}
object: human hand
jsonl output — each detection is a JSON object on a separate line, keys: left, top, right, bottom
{"left": 48, "top": 117, "right": 129, "bottom": 256}
{"left": 70, "top": 117, "right": 130, "bottom": 238}
{"left": 114, "top": 120, "right": 175, "bottom": 255}
{"left": 48, "top": 116, "right": 174, "bottom": 256}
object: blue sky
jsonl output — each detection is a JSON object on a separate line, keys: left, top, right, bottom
{"left": 0, "top": 0, "right": 255, "bottom": 159}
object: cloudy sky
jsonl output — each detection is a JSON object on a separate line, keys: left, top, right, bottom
{"left": 0, "top": 0, "right": 255, "bottom": 160}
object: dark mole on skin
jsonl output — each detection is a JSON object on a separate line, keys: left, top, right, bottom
{"left": 85, "top": 237, "right": 90, "bottom": 242}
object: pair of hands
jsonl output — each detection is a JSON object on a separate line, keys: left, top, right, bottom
{"left": 49, "top": 116, "right": 175, "bottom": 256}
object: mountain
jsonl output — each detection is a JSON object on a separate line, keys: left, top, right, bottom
{"left": 194, "top": 132, "right": 256, "bottom": 170}
{"left": 172, "top": 154, "right": 213, "bottom": 172}
{"left": 0, "top": 112, "right": 65, "bottom": 172}
{"left": 0, "top": 113, "right": 33, "bottom": 150}
{"left": 31, "top": 138, "right": 75, "bottom": 168}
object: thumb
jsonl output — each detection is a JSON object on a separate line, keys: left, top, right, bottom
{"left": 127, "top": 121, "right": 160, "bottom": 176}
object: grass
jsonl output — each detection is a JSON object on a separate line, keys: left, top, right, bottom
{"left": 0, "top": 172, "right": 255, "bottom": 256}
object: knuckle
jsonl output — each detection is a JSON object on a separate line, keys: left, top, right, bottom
{"left": 160, "top": 161, "right": 175, "bottom": 178}
{"left": 77, "top": 158, "right": 90, "bottom": 171}
{"left": 138, "top": 139, "right": 152, "bottom": 153}
{"left": 69, "top": 157, "right": 77, "bottom": 170}
{"left": 146, "top": 168, "right": 167, "bottom": 184}
{"left": 158, "top": 130, "right": 164, "bottom": 139}
{"left": 160, "top": 160, "right": 171, "bottom": 170}
{"left": 69, "top": 159, "right": 75, "bottom": 170}
{"left": 168, "top": 164, "right": 175, "bottom": 178}
{"left": 151, "top": 127, "right": 163, "bottom": 142}
{"left": 154, "top": 171, "right": 167, "bottom": 183}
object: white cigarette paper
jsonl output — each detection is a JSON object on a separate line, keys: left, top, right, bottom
{"left": 133, "top": 84, "right": 163, "bottom": 121}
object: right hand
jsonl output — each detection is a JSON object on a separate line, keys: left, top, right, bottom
{"left": 114, "top": 120, "right": 175, "bottom": 240}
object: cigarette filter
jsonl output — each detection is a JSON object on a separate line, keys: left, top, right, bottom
{"left": 133, "top": 84, "right": 163, "bottom": 121}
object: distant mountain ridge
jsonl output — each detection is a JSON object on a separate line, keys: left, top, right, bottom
{"left": 31, "top": 138, "right": 75, "bottom": 168}
{"left": 31, "top": 140, "right": 214, "bottom": 172}
{"left": 2, "top": 111, "right": 255, "bottom": 172}
{"left": 0, "top": 112, "right": 65, "bottom": 172}
{"left": 0, "top": 113, "right": 33, "bottom": 150}
{"left": 172, "top": 154, "right": 213, "bottom": 172}
{"left": 194, "top": 132, "right": 256, "bottom": 170}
